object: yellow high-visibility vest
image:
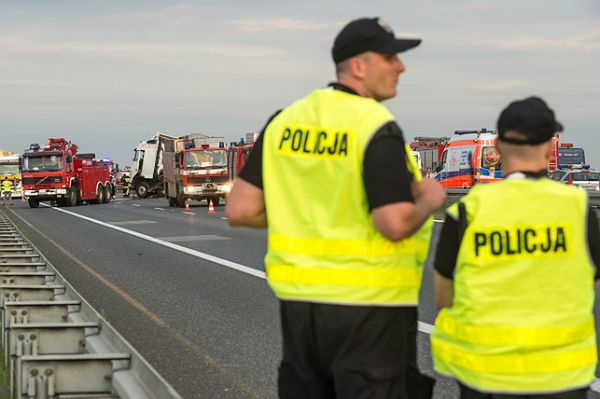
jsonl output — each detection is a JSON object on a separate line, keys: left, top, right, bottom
{"left": 262, "top": 87, "right": 431, "bottom": 305}
{"left": 432, "top": 177, "right": 597, "bottom": 393}
{"left": 2, "top": 180, "right": 12, "bottom": 192}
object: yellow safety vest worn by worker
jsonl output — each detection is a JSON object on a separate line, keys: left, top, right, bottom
{"left": 2, "top": 180, "right": 12, "bottom": 192}
{"left": 263, "top": 87, "right": 432, "bottom": 306}
{"left": 432, "top": 177, "right": 597, "bottom": 393}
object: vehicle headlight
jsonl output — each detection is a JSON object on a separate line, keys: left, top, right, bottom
{"left": 184, "top": 185, "right": 193, "bottom": 193}
{"left": 222, "top": 183, "right": 233, "bottom": 193}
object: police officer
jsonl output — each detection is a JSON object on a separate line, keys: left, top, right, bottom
{"left": 2, "top": 179, "right": 13, "bottom": 205}
{"left": 226, "top": 17, "right": 445, "bottom": 398}
{"left": 432, "top": 97, "right": 599, "bottom": 398}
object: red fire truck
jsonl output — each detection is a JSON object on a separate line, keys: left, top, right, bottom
{"left": 21, "top": 138, "right": 112, "bottom": 208}
{"left": 163, "top": 135, "right": 230, "bottom": 207}
{"left": 227, "top": 142, "right": 254, "bottom": 181}
{"left": 409, "top": 136, "right": 449, "bottom": 172}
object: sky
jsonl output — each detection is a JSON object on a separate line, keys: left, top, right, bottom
{"left": 1, "top": 0, "right": 599, "bottom": 168}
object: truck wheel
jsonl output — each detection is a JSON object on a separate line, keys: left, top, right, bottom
{"left": 66, "top": 187, "right": 77, "bottom": 207}
{"left": 168, "top": 197, "right": 176, "bottom": 207}
{"left": 136, "top": 182, "right": 150, "bottom": 199}
{"left": 56, "top": 198, "right": 66, "bottom": 207}
{"left": 27, "top": 198, "right": 39, "bottom": 208}
{"left": 176, "top": 193, "right": 186, "bottom": 208}
{"left": 103, "top": 185, "right": 111, "bottom": 203}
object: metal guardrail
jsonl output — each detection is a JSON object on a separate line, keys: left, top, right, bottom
{"left": 0, "top": 210, "right": 183, "bottom": 399}
{"left": 445, "top": 188, "right": 600, "bottom": 207}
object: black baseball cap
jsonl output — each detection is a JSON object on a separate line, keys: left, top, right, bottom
{"left": 332, "top": 17, "right": 421, "bottom": 63}
{"left": 497, "top": 96, "right": 563, "bottom": 145}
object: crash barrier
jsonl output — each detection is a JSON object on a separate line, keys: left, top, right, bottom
{"left": 0, "top": 211, "right": 183, "bottom": 399}
{"left": 446, "top": 188, "right": 600, "bottom": 207}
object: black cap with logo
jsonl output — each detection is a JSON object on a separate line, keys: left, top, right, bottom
{"left": 332, "top": 17, "right": 421, "bottom": 63}
{"left": 497, "top": 96, "right": 563, "bottom": 145}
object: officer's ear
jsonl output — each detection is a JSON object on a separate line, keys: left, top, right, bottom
{"left": 348, "top": 54, "right": 368, "bottom": 80}
{"left": 543, "top": 140, "right": 554, "bottom": 161}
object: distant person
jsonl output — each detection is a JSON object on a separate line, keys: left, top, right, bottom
{"left": 1, "top": 179, "right": 13, "bottom": 205}
{"left": 226, "top": 17, "right": 445, "bottom": 398}
{"left": 425, "top": 167, "right": 433, "bottom": 179}
{"left": 432, "top": 96, "right": 599, "bottom": 398}
{"left": 123, "top": 175, "right": 131, "bottom": 197}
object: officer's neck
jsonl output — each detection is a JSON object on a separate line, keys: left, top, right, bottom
{"left": 336, "top": 77, "right": 371, "bottom": 99}
{"left": 501, "top": 157, "right": 548, "bottom": 176}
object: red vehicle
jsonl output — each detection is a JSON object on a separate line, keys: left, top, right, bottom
{"left": 227, "top": 141, "right": 254, "bottom": 181}
{"left": 21, "top": 138, "right": 112, "bottom": 208}
{"left": 163, "top": 136, "right": 230, "bottom": 207}
{"left": 409, "top": 136, "right": 449, "bottom": 172}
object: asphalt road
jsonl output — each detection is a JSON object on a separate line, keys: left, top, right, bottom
{"left": 1, "top": 196, "right": 599, "bottom": 398}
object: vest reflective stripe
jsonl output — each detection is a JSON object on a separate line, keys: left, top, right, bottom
{"left": 268, "top": 233, "right": 417, "bottom": 257}
{"left": 267, "top": 264, "right": 420, "bottom": 288}
{"left": 435, "top": 312, "right": 595, "bottom": 347}
{"left": 433, "top": 339, "right": 597, "bottom": 375}
{"left": 263, "top": 88, "right": 429, "bottom": 305}
{"left": 432, "top": 178, "right": 596, "bottom": 392}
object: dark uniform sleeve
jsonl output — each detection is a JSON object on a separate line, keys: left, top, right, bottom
{"left": 587, "top": 206, "right": 600, "bottom": 280}
{"left": 363, "top": 121, "right": 415, "bottom": 211}
{"left": 433, "top": 213, "right": 461, "bottom": 279}
{"left": 237, "top": 110, "right": 282, "bottom": 190}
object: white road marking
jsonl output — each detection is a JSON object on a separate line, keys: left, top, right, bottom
{"left": 221, "top": 217, "right": 228, "bottom": 220}
{"left": 41, "top": 204, "right": 265, "bottom": 279}
{"left": 132, "top": 204, "right": 141, "bottom": 207}
{"left": 107, "top": 220, "right": 157, "bottom": 226}
{"left": 418, "top": 321, "right": 434, "bottom": 334}
{"left": 157, "top": 235, "right": 230, "bottom": 243}
{"left": 154, "top": 208, "right": 165, "bottom": 211}
{"left": 182, "top": 212, "right": 196, "bottom": 216}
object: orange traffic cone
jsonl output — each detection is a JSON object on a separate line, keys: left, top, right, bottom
{"left": 208, "top": 199, "right": 216, "bottom": 214}
{"left": 185, "top": 200, "right": 190, "bottom": 210}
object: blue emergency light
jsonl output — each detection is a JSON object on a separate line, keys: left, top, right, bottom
{"left": 219, "top": 142, "right": 225, "bottom": 148}
{"left": 454, "top": 128, "right": 490, "bottom": 135}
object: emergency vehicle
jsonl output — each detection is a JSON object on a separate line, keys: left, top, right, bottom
{"left": 549, "top": 168, "right": 600, "bottom": 191}
{"left": 434, "top": 130, "right": 561, "bottom": 189}
{"left": 226, "top": 133, "right": 258, "bottom": 181}
{"left": 21, "top": 138, "right": 112, "bottom": 208}
{"left": 558, "top": 143, "right": 587, "bottom": 169}
{"left": 0, "top": 151, "right": 23, "bottom": 198}
{"left": 434, "top": 129, "right": 502, "bottom": 188}
{"left": 409, "top": 137, "right": 449, "bottom": 172}
{"left": 162, "top": 135, "right": 231, "bottom": 207}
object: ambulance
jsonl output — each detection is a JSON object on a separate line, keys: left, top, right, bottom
{"left": 434, "top": 129, "right": 502, "bottom": 188}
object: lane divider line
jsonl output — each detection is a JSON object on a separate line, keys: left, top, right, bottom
{"left": 418, "top": 321, "right": 434, "bottom": 335}
{"left": 182, "top": 212, "right": 196, "bottom": 216}
{"left": 41, "top": 203, "right": 265, "bottom": 279}
{"left": 154, "top": 208, "right": 165, "bottom": 211}
{"left": 132, "top": 204, "right": 141, "bottom": 207}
